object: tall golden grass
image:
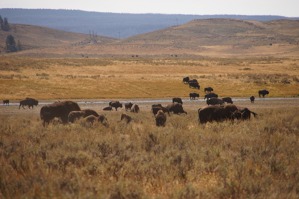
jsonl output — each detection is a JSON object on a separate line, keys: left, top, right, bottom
{"left": 0, "top": 107, "right": 298, "bottom": 198}
{"left": 0, "top": 56, "right": 298, "bottom": 100}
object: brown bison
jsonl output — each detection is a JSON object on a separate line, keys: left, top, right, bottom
{"left": 40, "top": 101, "right": 81, "bottom": 126}
{"left": 189, "top": 93, "right": 199, "bottom": 100}
{"left": 155, "top": 110, "right": 167, "bottom": 127}
{"left": 207, "top": 97, "right": 224, "bottom": 105}
{"left": 172, "top": 97, "right": 183, "bottom": 104}
{"left": 198, "top": 105, "right": 238, "bottom": 124}
{"left": 204, "top": 93, "right": 218, "bottom": 100}
{"left": 130, "top": 104, "right": 140, "bottom": 113}
{"left": 250, "top": 96, "right": 255, "bottom": 103}
{"left": 85, "top": 115, "right": 109, "bottom": 127}
{"left": 109, "top": 101, "right": 123, "bottom": 111}
{"left": 152, "top": 104, "right": 170, "bottom": 115}
{"left": 121, "top": 113, "right": 132, "bottom": 124}
{"left": 124, "top": 102, "right": 133, "bottom": 111}
{"left": 166, "top": 103, "right": 187, "bottom": 114}
{"left": 258, "top": 89, "right": 269, "bottom": 97}
{"left": 68, "top": 109, "right": 99, "bottom": 123}
{"left": 103, "top": 106, "right": 112, "bottom": 111}
{"left": 3, "top": 99, "right": 9, "bottom": 105}
{"left": 182, "top": 76, "right": 190, "bottom": 84}
{"left": 222, "top": 97, "right": 233, "bottom": 104}
{"left": 204, "top": 87, "right": 214, "bottom": 93}
{"left": 19, "top": 97, "right": 38, "bottom": 109}
{"left": 198, "top": 104, "right": 257, "bottom": 124}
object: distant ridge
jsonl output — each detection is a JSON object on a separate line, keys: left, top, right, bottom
{"left": 0, "top": 8, "right": 296, "bottom": 39}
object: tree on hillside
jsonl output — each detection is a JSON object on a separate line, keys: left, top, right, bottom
{"left": 0, "top": 15, "right": 3, "bottom": 30}
{"left": 6, "top": 35, "right": 17, "bottom": 52}
{"left": 2, "top": 17, "right": 10, "bottom": 31}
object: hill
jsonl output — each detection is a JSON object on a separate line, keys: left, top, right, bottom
{"left": 0, "top": 24, "right": 117, "bottom": 53}
{"left": 1, "top": 19, "right": 299, "bottom": 58}
{"left": 0, "top": 8, "right": 296, "bottom": 39}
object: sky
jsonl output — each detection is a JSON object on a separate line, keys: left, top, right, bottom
{"left": 0, "top": 0, "right": 298, "bottom": 17}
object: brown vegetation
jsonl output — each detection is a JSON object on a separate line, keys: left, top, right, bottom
{"left": 0, "top": 105, "right": 298, "bottom": 198}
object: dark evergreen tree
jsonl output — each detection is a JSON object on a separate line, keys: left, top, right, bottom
{"left": 6, "top": 35, "right": 17, "bottom": 52}
{"left": 2, "top": 17, "right": 10, "bottom": 31}
{"left": 0, "top": 15, "right": 3, "bottom": 30}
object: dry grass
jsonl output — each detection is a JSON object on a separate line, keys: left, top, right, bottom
{"left": 0, "top": 56, "right": 298, "bottom": 100}
{"left": 0, "top": 105, "right": 299, "bottom": 198}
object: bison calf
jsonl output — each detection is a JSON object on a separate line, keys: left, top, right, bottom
{"left": 155, "top": 110, "right": 167, "bottom": 127}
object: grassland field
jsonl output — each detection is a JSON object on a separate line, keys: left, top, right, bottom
{"left": 0, "top": 56, "right": 298, "bottom": 100}
{"left": 0, "top": 55, "right": 299, "bottom": 198}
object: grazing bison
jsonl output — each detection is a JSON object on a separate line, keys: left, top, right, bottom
{"left": 222, "top": 97, "right": 233, "bottom": 104}
{"left": 85, "top": 115, "right": 109, "bottom": 127}
{"left": 204, "top": 87, "right": 214, "bottom": 93}
{"left": 207, "top": 97, "right": 224, "bottom": 105}
{"left": 40, "top": 101, "right": 81, "bottom": 126}
{"left": 238, "top": 107, "right": 258, "bottom": 120}
{"left": 198, "top": 104, "right": 257, "bottom": 124}
{"left": 3, "top": 99, "right": 9, "bottom": 105}
{"left": 121, "top": 113, "right": 132, "bottom": 124}
{"left": 172, "top": 97, "right": 183, "bottom": 104}
{"left": 182, "top": 76, "right": 190, "bottom": 84}
{"left": 189, "top": 93, "right": 199, "bottom": 100}
{"left": 166, "top": 103, "right": 187, "bottom": 114}
{"left": 109, "top": 101, "right": 123, "bottom": 111}
{"left": 152, "top": 104, "right": 170, "bottom": 115}
{"left": 198, "top": 105, "right": 238, "bottom": 124}
{"left": 124, "top": 102, "right": 133, "bottom": 111}
{"left": 155, "top": 110, "right": 167, "bottom": 127}
{"left": 250, "top": 96, "right": 255, "bottom": 103}
{"left": 188, "top": 80, "right": 200, "bottom": 89}
{"left": 131, "top": 104, "right": 140, "bottom": 113}
{"left": 258, "top": 89, "right": 269, "bottom": 97}
{"left": 19, "top": 97, "right": 38, "bottom": 109}
{"left": 103, "top": 106, "right": 112, "bottom": 111}
{"left": 204, "top": 93, "right": 218, "bottom": 100}
{"left": 68, "top": 109, "right": 99, "bottom": 123}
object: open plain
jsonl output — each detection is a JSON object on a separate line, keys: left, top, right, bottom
{"left": 1, "top": 18, "right": 299, "bottom": 198}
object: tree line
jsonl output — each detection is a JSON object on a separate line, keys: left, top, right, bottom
{"left": 0, "top": 15, "right": 21, "bottom": 53}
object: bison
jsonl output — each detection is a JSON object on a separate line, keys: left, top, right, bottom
{"left": 189, "top": 93, "right": 199, "bottom": 100}
{"left": 103, "top": 106, "right": 112, "bottom": 111}
{"left": 121, "top": 113, "right": 132, "bottom": 124}
{"left": 188, "top": 81, "right": 200, "bottom": 89}
{"left": 258, "top": 89, "right": 269, "bottom": 97}
{"left": 182, "top": 76, "right": 190, "bottom": 84}
{"left": 19, "top": 97, "right": 38, "bottom": 109}
{"left": 166, "top": 103, "right": 187, "bottom": 115}
{"left": 109, "top": 101, "right": 123, "bottom": 111}
{"left": 207, "top": 97, "right": 224, "bottom": 105}
{"left": 3, "top": 99, "right": 9, "bottom": 105}
{"left": 130, "top": 104, "right": 140, "bottom": 113}
{"left": 85, "top": 115, "right": 109, "bottom": 127}
{"left": 204, "top": 87, "right": 214, "bottom": 93}
{"left": 222, "top": 97, "right": 233, "bottom": 104}
{"left": 198, "top": 105, "right": 238, "bottom": 124}
{"left": 155, "top": 110, "right": 167, "bottom": 127}
{"left": 152, "top": 104, "right": 170, "bottom": 115}
{"left": 198, "top": 104, "right": 257, "bottom": 124}
{"left": 250, "top": 96, "right": 255, "bottom": 103}
{"left": 68, "top": 109, "right": 99, "bottom": 123}
{"left": 204, "top": 93, "right": 218, "bottom": 100}
{"left": 124, "top": 102, "right": 133, "bottom": 111}
{"left": 172, "top": 97, "right": 183, "bottom": 104}
{"left": 40, "top": 101, "right": 81, "bottom": 126}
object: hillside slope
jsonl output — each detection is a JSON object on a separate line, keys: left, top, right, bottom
{"left": 0, "top": 24, "right": 117, "bottom": 52}
{"left": 1, "top": 19, "right": 299, "bottom": 57}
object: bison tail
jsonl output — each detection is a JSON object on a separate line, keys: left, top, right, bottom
{"left": 251, "top": 111, "right": 258, "bottom": 118}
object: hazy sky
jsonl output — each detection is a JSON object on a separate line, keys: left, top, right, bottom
{"left": 0, "top": 0, "right": 298, "bottom": 17}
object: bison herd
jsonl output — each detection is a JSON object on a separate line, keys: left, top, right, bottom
{"left": 2, "top": 78, "right": 269, "bottom": 127}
